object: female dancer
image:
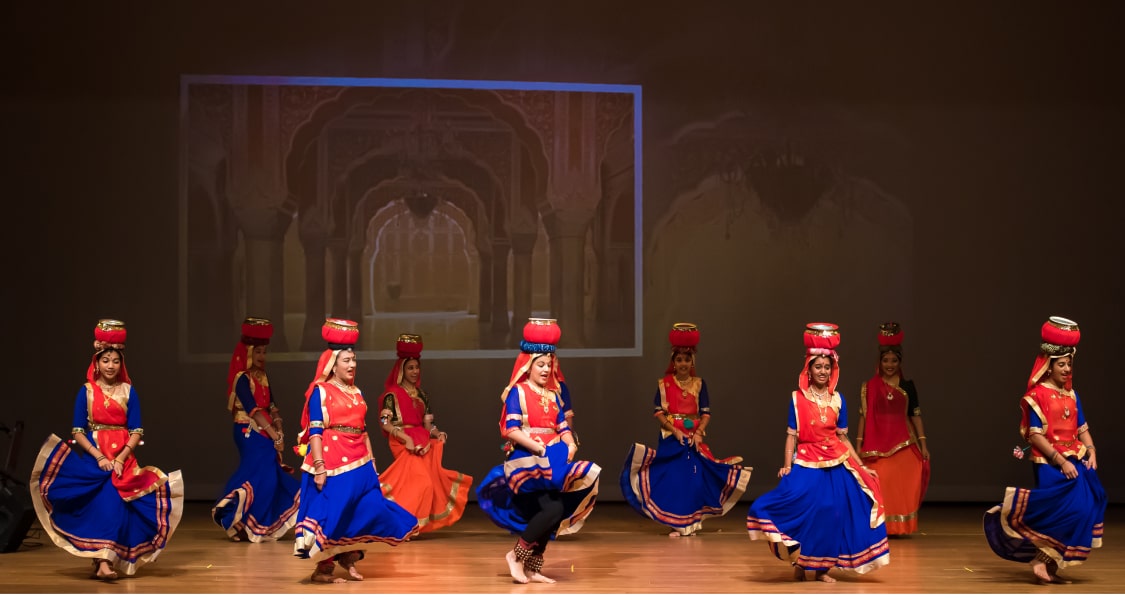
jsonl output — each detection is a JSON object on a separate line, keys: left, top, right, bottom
{"left": 621, "top": 323, "right": 751, "bottom": 536}
{"left": 292, "top": 318, "right": 419, "bottom": 583}
{"left": 377, "top": 333, "right": 472, "bottom": 533}
{"left": 31, "top": 319, "right": 184, "bottom": 579}
{"left": 212, "top": 317, "right": 300, "bottom": 541}
{"left": 476, "top": 318, "right": 601, "bottom": 584}
{"left": 747, "top": 323, "right": 889, "bottom": 582}
{"left": 983, "top": 316, "right": 1105, "bottom": 584}
{"left": 857, "top": 322, "right": 930, "bottom": 535}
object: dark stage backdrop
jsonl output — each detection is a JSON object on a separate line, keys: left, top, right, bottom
{"left": 7, "top": 1, "right": 1123, "bottom": 506}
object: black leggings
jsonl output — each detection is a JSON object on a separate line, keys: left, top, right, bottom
{"left": 514, "top": 490, "right": 566, "bottom": 551}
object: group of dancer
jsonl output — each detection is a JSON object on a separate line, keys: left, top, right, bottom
{"left": 29, "top": 315, "right": 1104, "bottom": 586}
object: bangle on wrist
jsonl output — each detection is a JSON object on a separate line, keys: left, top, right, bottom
{"left": 917, "top": 436, "right": 927, "bottom": 440}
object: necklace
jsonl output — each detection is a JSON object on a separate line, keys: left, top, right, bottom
{"left": 673, "top": 376, "right": 692, "bottom": 399}
{"left": 807, "top": 387, "right": 831, "bottom": 423}
{"left": 331, "top": 379, "right": 361, "bottom": 406}
{"left": 1042, "top": 382, "right": 1072, "bottom": 419}
{"left": 98, "top": 382, "right": 120, "bottom": 408}
{"left": 527, "top": 382, "right": 554, "bottom": 414}
{"left": 881, "top": 379, "right": 897, "bottom": 401}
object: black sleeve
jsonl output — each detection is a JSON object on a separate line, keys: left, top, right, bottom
{"left": 903, "top": 380, "right": 920, "bottom": 416}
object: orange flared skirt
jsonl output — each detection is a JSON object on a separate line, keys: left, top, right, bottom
{"left": 866, "top": 445, "right": 928, "bottom": 535}
{"left": 379, "top": 438, "right": 472, "bottom": 534}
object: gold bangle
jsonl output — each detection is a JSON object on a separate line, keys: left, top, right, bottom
{"left": 917, "top": 436, "right": 927, "bottom": 440}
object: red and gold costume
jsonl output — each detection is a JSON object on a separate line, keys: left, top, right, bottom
{"left": 212, "top": 318, "right": 300, "bottom": 542}
{"left": 747, "top": 323, "right": 889, "bottom": 575}
{"left": 985, "top": 317, "right": 1105, "bottom": 572}
{"left": 377, "top": 334, "right": 472, "bottom": 533}
{"left": 292, "top": 319, "right": 418, "bottom": 569}
{"left": 858, "top": 322, "right": 928, "bottom": 535}
{"left": 31, "top": 319, "right": 184, "bottom": 575}
{"left": 622, "top": 323, "right": 751, "bottom": 535}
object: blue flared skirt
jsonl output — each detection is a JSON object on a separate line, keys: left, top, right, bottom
{"left": 620, "top": 437, "right": 751, "bottom": 534}
{"left": 983, "top": 457, "right": 1106, "bottom": 568}
{"left": 476, "top": 443, "right": 600, "bottom": 537}
{"left": 212, "top": 425, "right": 301, "bottom": 541}
{"left": 292, "top": 460, "right": 418, "bottom": 561}
{"left": 31, "top": 434, "right": 185, "bottom": 575}
{"left": 746, "top": 462, "right": 889, "bottom": 574}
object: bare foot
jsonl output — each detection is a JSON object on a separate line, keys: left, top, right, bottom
{"left": 311, "top": 571, "right": 346, "bottom": 584}
{"left": 526, "top": 571, "right": 557, "bottom": 583}
{"left": 311, "top": 562, "right": 346, "bottom": 584}
{"left": 816, "top": 571, "right": 836, "bottom": 583}
{"left": 1031, "top": 560, "right": 1052, "bottom": 584}
{"left": 94, "top": 560, "right": 118, "bottom": 581}
{"left": 340, "top": 553, "right": 365, "bottom": 580}
{"left": 1046, "top": 560, "right": 1071, "bottom": 584}
{"left": 505, "top": 550, "right": 529, "bottom": 584}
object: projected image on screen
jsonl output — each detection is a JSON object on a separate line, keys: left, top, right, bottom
{"left": 179, "top": 76, "right": 642, "bottom": 361}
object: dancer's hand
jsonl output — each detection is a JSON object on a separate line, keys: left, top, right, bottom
{"left": 778, "top": 466, "right": 791, "bottom": 478}
{"left": 314, "top": 471, "right": 327, "bottom": 490}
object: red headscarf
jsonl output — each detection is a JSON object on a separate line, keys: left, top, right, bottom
{"left": 88, "top": 319, "right": 131, "bottom": 409}
{"left": 873, "top": 321, "right": 904, "bottom": 376}
{"left": 664, "top": 322, "right": 700, "bottom": 376}
{"left": 384, "top": 333, "right": 423, "bottom": 392}
{"left": 1026, "top": 316, "right": 1080, "bottom": 393}
{"left": 226, "top": 317, "right": 273, "bottom": 398}
{"left": 501, "top": 318, "right": 562, "bottom": 404}
{"left": 799, "top": 322, "right": 841, "bottom": 395}
{"left": 1020, "top": 316, "right": 1080, "bottom": 442}
{"left": 296, "top": 318, "right": 360, "bottom": 450}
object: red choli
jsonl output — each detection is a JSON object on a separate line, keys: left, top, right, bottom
{"left": 1023, "top": 383, "right": 1089, "bottom": 464}
{"left": 791, "top": 390, "right": 848, "bottom": 467}
{"left": 657, "top": 375, "right": 703, "bottom": 434}
{"left": 84, "top": 383, "right": 166, "bottom": 501}
{"left": 503, "top": 382, "right": 563, "bottom": 446}
{"left": 229, "top": 370, "right": 276, "bottom": 439}
{"left": 301, "top": 383, "right": 372, "bottom": 476}
{"left": 382, "top": 386, "right": 431, "bottom": 448}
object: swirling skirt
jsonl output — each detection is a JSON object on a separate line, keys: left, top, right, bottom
{"left": 747, "top": 462, "right": 889, "bottom": 574}
{"left": 212, "top": 425, "right": 300, "bottom": 541}
{"left": 31, "top": 434, "right": 185, "bottom": 575}
{"left": 379, "top": 438, "right": 472, "bottom": 534}
{"left": 476, "top": 443, "right": 600, "bottom": 536}
{"left": 620, "top": 436, "right": 751, "bottom": 535}
{"left": 983, "top": 457, "right": 1106, "bottom": 568}
{"left": 293, "top": 461, "right": 419, "bottom": 561}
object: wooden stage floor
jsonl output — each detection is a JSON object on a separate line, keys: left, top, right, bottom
{"left": 3, "top": 501, "right": 1121, "bottom": 595}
